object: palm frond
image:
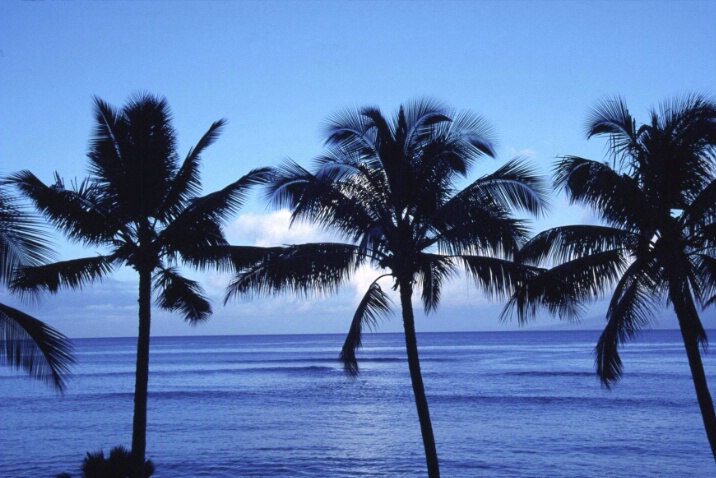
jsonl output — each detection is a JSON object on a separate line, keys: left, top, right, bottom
{"left": 182, "top": 245, "right": 284, "bottom": 273}
{"left": 595, "top": 261, "right": 661, "bottom": 387}
{"left": 402, "top": 98, "right": 452, "bottom": 153}
{"left": 402, "top": 103, "right": 498, "bottom": 226}
{"left": 339, "top": 279, "right": 393, "bottom": 376}
{"left": 416, "top": 254, "right": 457, "bottom": 313}
{"left": 682, "top": 178, "right": 716, "bottom": 231}
{"left": 89, "top": 96, "right": 124, "bottom": 169}
{"left": 502, "top": 249, "right": 628, "bottom": 325}
{"left": 586, "top": 96, "right": 635, "bottom": 138}
{"left": 698, "top": 254, "right": 716, "bottom": 308}
{"left": 519, "top": 225, "right": 637, "bottom": 266}
{"left": 313, "top": 152, "right": 364, "bottom": 182}
{"left": 185, "top": 167, "right": 272, "bottom": 225}
{"left": 266, "top": 160, "right": 376, "bottom": 242}
{"left": 586, "top": 96, "right": 637, "bottom": 169}
{"left": 460, "top": 255, "right": 535, "bottom": 301}
{"left": 159, "top": 119, "right": 227, "bottom": 220}
{"left": 154, "top": 267, "right": 212, "bottom": 324}
{"left": 472, "top": 158, "right": 549, "bottom": 216}
{"left": 0, "top": 303, "right": 75, "bottom": 393}
{"left": 638, "top": 101, "right": 716, "bottom": 208}
{"left": 407, "top": 101, "right": 496, "bottom": 174}
{"left": 449, "top": 109, "right": 498, "bottom": 159}
{"left": 431, "top": 206, "right": 529, "bottom": 258}
{"left": 163, "top": 215, "right": 227, "bottom": 260}
{"left": 322, "top": 106, "right": 380, "bottom": 160}
{"left": 313, "top": 151, "right": 394, "bottom": 226}
{"left": 11, "top": 256, "right": 115, "bottom": 295}
{"left": 655, "top": 94, "right": 716, "bottom": 150}
{"left": 425, "top": 159, "right": 547, "bottom": 256}
{"left": 264, "top": 160, "right": 313, "bottom": 210}
{"left": 225, "top": 243, "right": 362, "bottom": 303}
{"left": 361, "top": 106, "right": 394, "bottom": 147}
{"left": 160, "top": 167, "right": 273, "bottom": 252}
{"left": 8, "top": 170, "right": 117, "bottom": 245}
{"left": 0, "top": 185, "right": 55, "bottom": 284}
{"left": 332, "top": 105, "right": 403, "bottom": 200}
{"left": 554, "top": 156, "right": 648, "bottom": 229}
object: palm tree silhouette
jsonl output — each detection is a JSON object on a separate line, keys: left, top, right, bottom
{"left": 0, "top": 183, "right": 74, "bottom": 392}
{"left": 227, "top": 99, "right": 547, "bottom": 477}
{"left": 10, "top": 93, "right": 270, "bottom": 477}
{"left": 503, "top": 95, "right": 716, "bottom": 460}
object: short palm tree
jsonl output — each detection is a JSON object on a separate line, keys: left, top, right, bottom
{"left": 10, "top": 93, "right": 270, "bottom": 478}
{"left": 0, "top": 183, "right": 74, "bottom": 392}
{"left": 226, "top": 99, "right": 548, "bottom": 477}
{"left": 503, "top": 95, "right": 716, "bottom": 460}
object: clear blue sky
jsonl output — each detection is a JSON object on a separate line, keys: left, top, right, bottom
{"left": 1, "top": 0, "right": 714, "bottom": 338}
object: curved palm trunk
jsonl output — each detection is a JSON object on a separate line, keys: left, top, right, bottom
{"left": 131, "top": 266, "right": 152, "bottom": 478}
{"left": 399, "top": 278, "right": 440, "bottom": 478}
{"left": 670, "top": 284, "right": 716, "bottom": 461}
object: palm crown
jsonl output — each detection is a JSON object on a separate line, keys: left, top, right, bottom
{"left": 504, "top": 94, "right": 716, "bottom": 458}
{"left": 232, "top": 100, "right": 547, "bottom": 368}
{"left": 12, "top": 95, "right": 268, "bottom": 319}
{"left": 10, "top": 93, "right": 270, "bottom": 477}
{"left": 228, "top": 99, "right": 548, "bottom": 477}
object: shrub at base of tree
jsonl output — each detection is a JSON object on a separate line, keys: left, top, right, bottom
{"left": 55, "top": 446, "right": 155, "bottom": 478}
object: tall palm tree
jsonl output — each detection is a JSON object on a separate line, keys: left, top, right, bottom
{"left": 0, "top": 183, "right": 74, "bottom": 392}
{"left": 503, "top": 95, "right": 716, "bottom": 460}
{"left": 9, "top": 93, "right": 270, "bottom": 478}
{"left": 226, "top": 99, "right": 548, "bottom": 477}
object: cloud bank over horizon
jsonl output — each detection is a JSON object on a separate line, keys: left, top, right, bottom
{"left": 6, "top": 205, "right": 699, "bottom": 339}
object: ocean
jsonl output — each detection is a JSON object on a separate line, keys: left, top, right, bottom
{"left": 0, "top": 330, "right": 713, "bottom": 477}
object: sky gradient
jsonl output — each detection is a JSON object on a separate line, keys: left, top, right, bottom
{"left": 1, "top": 0, "right": 714, "bottom": 338}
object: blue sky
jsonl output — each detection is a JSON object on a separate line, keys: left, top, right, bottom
{"left": 1, "top": 0, "right": 714, "bottom": 338}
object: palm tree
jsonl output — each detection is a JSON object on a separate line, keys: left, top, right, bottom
{"left": 503, "top": 95, "right": 716, "bottom": 460}
{"left": 9, "top": 93, "right": 270, "bottom": 478}
{"left": 0, "top": 182, "right": 74, "bottom": 392}
{"left": 226, "top": 99, "right": 548, "bottom": 477}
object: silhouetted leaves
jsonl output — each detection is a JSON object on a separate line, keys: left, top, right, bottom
{"left": 0, "top": 303, "right": 75, "bottom": 393}
{"left": 12, "top": 93, "right": 267, "bottom": 473}
{"left": 229, "top": 99, "right": 547, "bottom": 376}
{"left": 504, "top": 94, "right": 716, "bottom": 391}
{"left": 0, "top": 181, "right": 74, "bottom": 392}
{"left": 340, "top": 280, "right": 392, "bottom": 376}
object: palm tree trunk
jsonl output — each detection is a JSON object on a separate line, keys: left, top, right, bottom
{"left": 131, "top": 266, "right": 152, "bottom": 478}
{"left": 399, "top": 278, "right": 440, "bottom": 478}
{"left": 670, "top": 285, "right": 716, "bottom": 461}
{"left": 681, "top": 329, "right": 716, "bottom": 462}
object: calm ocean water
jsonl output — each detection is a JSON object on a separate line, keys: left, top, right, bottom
{"left": 0, "top": 330, "right": 714, "bottom": 477}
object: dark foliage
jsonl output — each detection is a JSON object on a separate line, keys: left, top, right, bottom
{"left": 0, "top": 182, "right": 74, "bottom": 392}
{"left": 503, "top": 94, "right": 716, "bottom": 459}
{"left": 10, "top": 93, "right": 269, "bottom": 476}
{"left": 81, "top": 446, "right": 154, "bottom": 478}
{"left": 228, "top": 99, "right": 548, "bottom": 478}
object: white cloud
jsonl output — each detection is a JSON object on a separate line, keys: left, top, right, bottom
{"left": 226, "top": 209, "right": 339, "bottom": 246}
{"left": 203, "top": 272, "right": 233, "bottom": 294}
{"left": 349, "top": 265, "right": 389, "bottom": 305}
{"left": 433, "top": 271, "right": 494, "bottom": 308}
